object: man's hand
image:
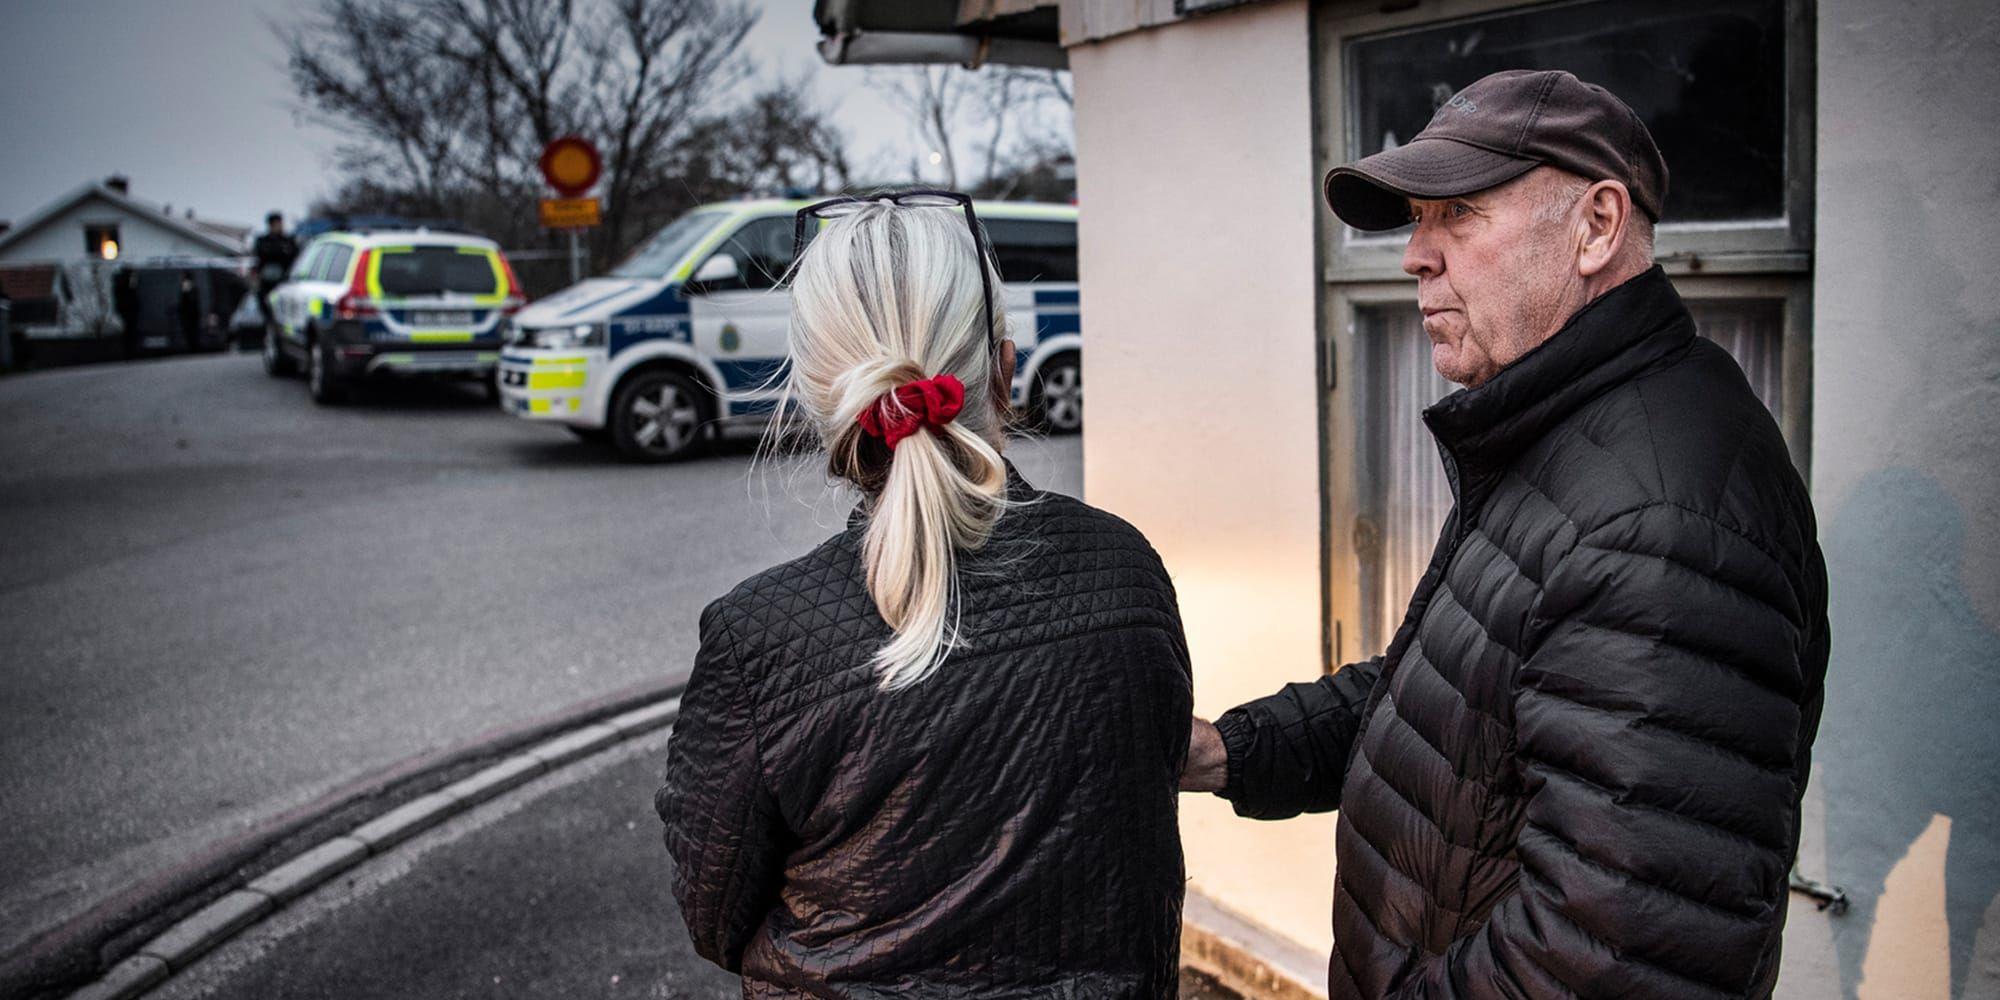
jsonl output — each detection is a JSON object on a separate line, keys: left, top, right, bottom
{"left": 1181, "top": 717, "right": 1227, "bottom": 792}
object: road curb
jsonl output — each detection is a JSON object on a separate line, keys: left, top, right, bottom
{"left": 2, "top": 680, "right": 684, "bottom": 1000}
{"left": 54, "top": 693, "right": 683, "bottom": 1000}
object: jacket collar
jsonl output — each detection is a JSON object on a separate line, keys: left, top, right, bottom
{"left": 1422, "top": 265, "right": 1693, "bottom": 489}
{"left": 845, "top": 458, "right": 1035, "bottom": 531}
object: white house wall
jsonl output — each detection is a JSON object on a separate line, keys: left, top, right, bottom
{"left": 0, "top": 197, "right": 234, "bottom": 265}
{"left": 1787, "top": 2, "right": 2000, "bottom": 998}
{"left": 1070, "top": 0, "right": 1337, "bottom": 964}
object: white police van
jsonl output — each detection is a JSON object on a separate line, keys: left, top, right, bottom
{"left": 497, "top": 198, "right": 1081, "bottom": 462}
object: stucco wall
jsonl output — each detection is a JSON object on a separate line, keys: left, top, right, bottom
{"left": 1069, "top": 0, "right": 1336, "bottom": 969}
{"left": 1786, "top": 2, "right": 2000, "bottom": 998}
{"left": 0, "top": 196, "right": 232, "bottom": 265}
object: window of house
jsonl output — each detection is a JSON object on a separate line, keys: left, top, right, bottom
{"left": 1318, "top": 0, "right": 1813, "bottom": 660}
{"left": 85, "top": 224, "right": 121, "bottom": 261}
{"left": 1346, "top": 0, "right": 1790, "bottom": 228}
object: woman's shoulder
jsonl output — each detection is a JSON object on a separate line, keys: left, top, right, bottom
{"left": 700, "top": 529, "right": 871, "bottom": 648}
{"left": 1014, "top": 486, "right": 1170, "bottom": 570}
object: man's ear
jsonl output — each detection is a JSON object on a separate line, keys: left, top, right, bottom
{"left": 1576, "top": 180, "right": 1632, "bottom": 277}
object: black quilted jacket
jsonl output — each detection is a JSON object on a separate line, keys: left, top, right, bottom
{"left": 1216, "top": 267, "right": 1829, "bottom": 999}
{"left": 657, "top": 468, "right": 1193, "bottom": 998}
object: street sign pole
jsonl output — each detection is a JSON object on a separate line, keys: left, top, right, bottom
{"left": 539, "top": 136, "right": 605, "bottom": 285}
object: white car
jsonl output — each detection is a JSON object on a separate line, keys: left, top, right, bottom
{"left": 497, "top": 198, "right": 1083, "bottom": 461}
{"left": 264, "top": 229, "right": 524, "bottom": 404}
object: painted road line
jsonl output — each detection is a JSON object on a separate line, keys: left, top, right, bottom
{"left": 244, "top": 838, "right": 368, "bottom": 905}
{"left": 524, "top": 723, "right": 621, "bottom": 769}
{"left": 138, "top": 892, "right": 272, "bottom": 971}
{"left": 61, "top": 694, "right": 683, "bottom": 1000}
{"left": 438, "top": 755, "right": 545, "bottom": 805}
{"left": 64, "top": 956, "right": 168, "bottom": 1000}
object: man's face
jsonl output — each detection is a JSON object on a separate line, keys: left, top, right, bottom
{"left": 1401, "top": 169, "right": 1578, "bottom": 388}
{"left": 267, "top": 218, "right": 284, "bottom": 235}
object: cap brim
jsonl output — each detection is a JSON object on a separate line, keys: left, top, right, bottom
{"left": 1324, "top": 138, "right": 1542, "bottom": 231}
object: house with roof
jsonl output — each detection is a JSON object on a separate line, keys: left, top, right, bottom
{"left": 0, "top": 177, "right": 249, "bottom": 365}
{"left": 0, "top": 175, "right": 247, "bottom": 267}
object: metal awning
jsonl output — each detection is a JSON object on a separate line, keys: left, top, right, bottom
{"left": 813, "top": 0, "right": 1065, "bottom": 70}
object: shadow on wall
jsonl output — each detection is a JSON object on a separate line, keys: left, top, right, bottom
{"left": 1820, "top": 467, "right": 2000, "bottom": 998}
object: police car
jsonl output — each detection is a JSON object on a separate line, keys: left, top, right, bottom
{"left": 497, "top": 198, "right": 1082, "bottom": 462}
{"left": 263, "top": 229, "right": 524, "bottom": 404}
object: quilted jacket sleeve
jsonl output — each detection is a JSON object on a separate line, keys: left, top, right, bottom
{"left": 1391, "top": 504, "right": 1813, "bottom": 999}
{"left": 657, "top": 599, "right": 786, "bottom": 971}
{"left": 1211, "top": 656, "right": 1385, "bottom": 819}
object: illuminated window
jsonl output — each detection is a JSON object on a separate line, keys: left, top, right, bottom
{"left": 86, "top": 224, "right": 121, "bottom": 261}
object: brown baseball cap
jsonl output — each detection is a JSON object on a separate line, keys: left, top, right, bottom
{"left": 1324, "top": 69, "right": 1669, "bottom": 231}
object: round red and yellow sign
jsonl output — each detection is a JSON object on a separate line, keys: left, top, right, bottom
{"left": 539, "top": 136, "right": 602, "bottom": 197}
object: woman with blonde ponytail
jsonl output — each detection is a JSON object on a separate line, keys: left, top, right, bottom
{"left": 658, "top": 192, "right": 1194, "bottom": 997}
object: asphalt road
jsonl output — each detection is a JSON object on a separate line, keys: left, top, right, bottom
{"left": 0, "top": 352, "right": 1082, "bottom": 959}
{"left": 147, "top": 727, "right": 1234, "bottom": 1000}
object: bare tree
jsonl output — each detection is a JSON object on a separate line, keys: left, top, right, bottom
{"left": 869, "top": 65, "right": 976, "bottom": 187}
{"left": 283, "top": 0, "right": 482, "bottom": 213}
{"left": 867, "top": 64, "right": 1074, "bottom": 196}
{"left": 283, "top": 0, "right": 835, "bottom": 269}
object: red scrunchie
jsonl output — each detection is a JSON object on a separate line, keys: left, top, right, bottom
{"left": 857, "top": 374, "right": 965, "bottom": 450}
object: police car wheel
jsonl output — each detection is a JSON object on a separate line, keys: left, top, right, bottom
{"left": 262, "top": 324, "right": 295, "bottom": 377}
{"left": 308, "top": 335, "right": 347, "bottom": 405}
{"left": 1031, "top": 354, "right": 1083, "bottom": 435}
{"left": 612, "top": 370, "right": 708, "bottom": 462}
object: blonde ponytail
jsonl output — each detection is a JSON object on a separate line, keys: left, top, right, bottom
{"left": 777, "top": 201, "right": 1015, "bottom": 689}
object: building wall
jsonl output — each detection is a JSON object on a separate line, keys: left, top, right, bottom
{"left": 1069, "top": 0, "right": 1336, "bottom": 968}
{"left": 0, "top": 196, "right": 231, "bottom": 265}
{"left": 1787, "top": 2, "right": 2000, "bottom": 998}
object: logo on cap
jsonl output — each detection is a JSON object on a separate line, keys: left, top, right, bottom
{"left": 1433, "top": 92, "right": 1480, "bottom": 122}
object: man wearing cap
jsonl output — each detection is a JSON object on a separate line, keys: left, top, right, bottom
{"left": 1182, "top": 70, "right": 1828, "bottom": 998}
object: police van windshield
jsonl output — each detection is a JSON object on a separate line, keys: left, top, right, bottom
{"left": 612, "top": 209, "right": 732, "bottom": 279}
{"left": 377, "top": 247, "right": 499, "bottom": 296}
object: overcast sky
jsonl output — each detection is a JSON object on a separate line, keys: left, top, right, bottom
{"left": 0, "top": 0, "right": 918, "bottom": 229}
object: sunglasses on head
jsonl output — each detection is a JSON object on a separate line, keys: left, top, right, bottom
{"left": 792, "top": 190, "right": 999, "bottom": 359}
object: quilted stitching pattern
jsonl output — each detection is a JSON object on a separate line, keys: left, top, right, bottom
{"left": 659, "top": 467, "right": 1194, "bottom": 998}
{"left": 1216, "top": 269, "right": 1829, "bottom": 999}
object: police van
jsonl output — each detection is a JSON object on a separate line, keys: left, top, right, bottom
{"left": 496, "top": 198, "right": 1081, "bottom": 462}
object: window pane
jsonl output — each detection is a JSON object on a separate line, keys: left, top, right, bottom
{"left": 320, "top": 246, "right": 353, "bottom": 284}
{"left": 1355, "top": 305, "right": 1455, "bottom": 655}
{"left": 612, "top": 209, "right": 731, "bottom": 279}
{"left": 717, "top": 217, "right": 796, "bottom": 291}
{"left": 984, "top": 219, "right": 1079, "bottom": 283}
{"left": 1348, "top": 0, "right": 1787, "bottom": 224}
{"left": 375, "top": 247, "right": 498, "bottom": 296}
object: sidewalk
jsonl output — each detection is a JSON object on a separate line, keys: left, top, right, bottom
{"left": 143, "top": 726, "right": 1243, "bottom": 1000}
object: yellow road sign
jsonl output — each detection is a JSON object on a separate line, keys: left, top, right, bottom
{"left": 540, "top": 197, "right": 601, "bottom": 230}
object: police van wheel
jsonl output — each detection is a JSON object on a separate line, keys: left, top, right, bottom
{"left": 611, "top": 370, "right": 708, "bottom": 463}
{"left": 308, "top": 336, "right": 347, "bottom": 405}
{"left": 1030, "top": 353, "right": 1082, "bottom": 435}
{"left": 263, "top": 324, "right": 295, "bottom": 377}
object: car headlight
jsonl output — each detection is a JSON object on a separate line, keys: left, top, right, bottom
{"left": 528, "top": 323, "right": 607, "bottom": 350}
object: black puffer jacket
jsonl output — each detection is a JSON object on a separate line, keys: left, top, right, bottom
{"left": 658, "top": 468, "right": 1192, "bottom": 998}
{"left": 1217, "top": 267, "right": 1829, "bottom": 999}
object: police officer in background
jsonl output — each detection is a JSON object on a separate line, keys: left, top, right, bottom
{"left": 252, "top": 211, "right": 299, "bottom": 331}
